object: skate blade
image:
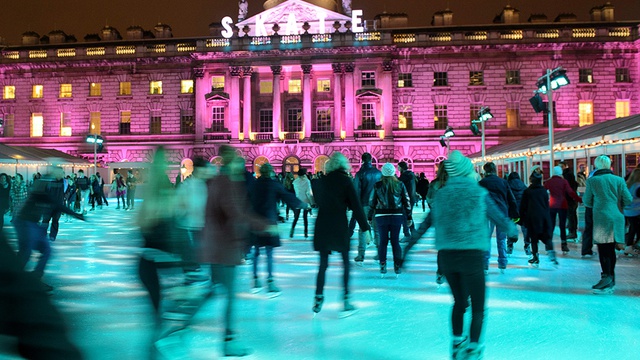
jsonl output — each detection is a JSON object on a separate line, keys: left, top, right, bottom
{"left": 267, "top": 291, "right": 281, "bottom": 299}
{"left": 593, "top": 287, "right": 615, "bottom": 295}
{"left": 338, "top": 309, "right": 359, "bottom": 319}
{"left": 251, "top": 288, "right": 263, "bottom": 294}
{"left": 354, "top": 262, "right": 364, "bottom": 267}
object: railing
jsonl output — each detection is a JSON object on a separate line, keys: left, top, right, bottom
{"left": 253, "top": 133, "right": 273, "bottom": 143}
{"left": 310, "top": 131, "right": 334, "bottom": 143}
{"left": 354, "top": 130, "right": 380, "bottom": 139}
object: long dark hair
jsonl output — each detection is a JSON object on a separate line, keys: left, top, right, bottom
{"left": 434, "top": 162, "right": 448, "bottom": 188}
{"left": 381, "top": 175, "right": 401, "bottom": 192}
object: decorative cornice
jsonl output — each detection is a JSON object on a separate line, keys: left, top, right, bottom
{"left": 230, "top": 66, "right": 242, "bottom": 77}
{"left": 332, "top": 63, "right": 343, "bottom": 74}
{"left": 270, "top": 65, "right": 282, "bottom": 75}
{"left": 382, "top": 60, "right": 393, "bottom": 72}
{"left": 343, "top": 63, "right": 355, "bottom": 73}
{"left": 301, "top": 64, "right": 313, "bottom": 74}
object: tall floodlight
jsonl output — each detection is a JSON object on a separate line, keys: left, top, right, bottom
{"left": 534, "top": 67, "right": 570, "bottom": 169}
{"left": 86, "top": 134, "right": 104, "bottom": 175}
{"left": 470, "top": 106, "right": 493, "bottom": 162}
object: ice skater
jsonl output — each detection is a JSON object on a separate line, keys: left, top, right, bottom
{"left": 519, "top": 171, "right": 557, "bottom": 267}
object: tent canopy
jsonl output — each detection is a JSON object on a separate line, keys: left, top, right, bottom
{"left": 0, "top": 144, "right": 90, "bottom": 165}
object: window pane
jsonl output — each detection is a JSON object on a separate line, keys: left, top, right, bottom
{"left": 434, "top": 105, "right": 448, "bottom": 129}
{"left": 89, "top": 82, "right": 102, "bottom": 96}
{"left": 181, "top": 80, "right": 194, "bottom": 94}
{"left": 60, "top": 113, "right": 72, "bottom": 136}
{"left": 469, "top": 71, "right": 484, "bottom": 86}
{"left": 579, "top": 69, "right": 594, "bottom": 83}
{"left": 616, "top": 100, "right": 630, "bottom": 118}
{"left": 260, "top": 81, "right": 273, "bottom": 94}
{"left": 3, "top": 114, "right": 14, "bottom": 137}
{"left": 212, "top": 76, "right": 225, "bottom": 91}
{"left": 89, "top": 112, "right": 101, "bottom": 134}
{"left": 119, "top": 82, "right": 131, "bottom": 95}
{"left": 180, "top": 109, "right": 195, "bottom": 133}
{"left": 259, "top": 109, "right": 273, "bottom": 133}
{"left": 150, "top": 81, "right": 163, "bottom": 95}
{"left": 210, "top": 107, "right": 225, "bottom": 132}
{"left": 361, "top": 71, "right": 376, "bottom": 87}
{"left": 286, "top": 108, "right": 302, "bottom": 132}
{"left": 150, "top": 115, "right": 162, "bottom": 134}
{"left": 506, "top": 70, "right": 520, "bottom": 85}
{"left": 469, "top": 104, "right": 482, "bottom": 121}
{"left": 315, "top": 108, "right": 332, "bottom": 131}
{"left": 288, "top": 80, "right": 301, "bottom": 94}
{"left": 434, "top": 72, "right": 448, "bottom": 87}
{"left": 31, "top": 113, "right": 43, "bottom": 137}
{"left": 3, "top": 86, "right": 15, "bottom": 99}
{"left": 59, "top": 84, "right": 72, "bottom": 98}
{"left": 506, "top": 103, "right": 520, "bottom": 128}
{"left": 361, "top": 103, "right": 376, "bottom": 129}
{"left": 579, "top": 101, "right": 593, "bottom": 126}
{"left": 398, "top": 105, "right": 413, "bottom": 129}
{"left": 615, "top": 68, "right": 631, "bottom": 83}
{"left": 317, "top": 79, "right": 330, "bottom": 92}
{"left": 32, "top": 85, "right": 44, "bottom": 98}
{"left": 120, "top": 111, "right": 131, "bottom": 134}
{"left": 398, "top": 73, "right": 413, "bottom": 88}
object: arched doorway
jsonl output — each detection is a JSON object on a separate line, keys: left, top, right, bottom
{"left": 253, "top": 156, "right": 269, "bottom": 176}
{"left": 283, "top": 156, "right": 300, "bottom": 175}
{"left": 314, "top": 155, "right": 330, "bottom": 175}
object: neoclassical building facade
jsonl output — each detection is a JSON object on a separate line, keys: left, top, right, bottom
{"left": 0, "top": 0, "right": 638, "bottom": 180}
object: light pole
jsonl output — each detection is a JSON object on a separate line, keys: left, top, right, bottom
{"left": 439, "top": 126, "right": 455, "bottom": 155}
{"left": 534, "top": 67, "right": 569, "bottom": 171}
{"left": 86, "top": 134, "right": 104, "bottom": 175}
{"left": 471, "top": 106, "right": 493, "bottom": 163}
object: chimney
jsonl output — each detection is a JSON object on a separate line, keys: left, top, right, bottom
{"left": 126, "top": 25, "right": 144, "bottom": 40}
{"left": 22, "top": 31, "right": 40, "bottom": 45}
{"left": 601, "top": 2, "right": 614, "bottom": 21}
{"left": 554, "top": 13, "right": 577, "bottom": 22}
{"left": 153, "top": 23, "right": 173, "bottom": 38}
{"left": 84, "top": 34, "right": 101, "bottom": 42}
{"left": 590, "top": 7, "right": 602, "bottom": 21}
{"left": 101, "top": 26, "right": 122, "bottom": 41}
{"left": 48, "top": 30, "right": 67, "bottom": 44}
{"left": 432, "top": 9, "right": 453, "bottom": 26}
{"left": 528, "top": 14, "right": 548, "bottom": 23}
{"left": 374, "top": 13, "right": 409, "bottom": 29}
{"left": 496, "top": 5, "right": 520, "bottom": 24}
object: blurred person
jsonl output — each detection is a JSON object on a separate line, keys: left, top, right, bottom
{"left": 506, "top": 172, "right": 530, "bottom": 256}
{"left": 416, "top": 172, "right": 430, "bottom": 212}
{"left": 623, "top": 168, "right": 640, "bottom": 256}
{"left": 89, "top": 175, "right": 102, "bottom": 211}
{"left": 350, "top": 152, "right": 381, "bottom": 265}
{"left": 112, "top": 173, "right": 127, "bottom": 209}
{"left": 11, "top": 173, "right": 28, "bottom": 222}
{"left": 520, "top": 172, "right": 557, "bottom": 267}
{"left": 126, "top": 169, "right": 138, "bottom": 210}
{"left": 559, "top": 162, "right": 580, "bottom": 240}
{"left": 200, "top": 145, "right": 277, "bottom": 357}
{"left": 0, "top": 173, "right": 11, "bottom": 230}
{"left": 432, "top": 151, "right": 517, "bottom": 360}
{"left": 479, "top": 162, "right": 518, "bottom": 273}
{"left": 312, "top": 152, "right": 370, "bottom": 318}
{"left": 250, "top": 163, "right": 309, "bottom": 295}
{"left": 369, "top": 163, "right": 412, "bottom": 276}
{"left": 283, "top": 172, "right": 295, "bottom": 220}
{"left": 426, "top": 162, "right": 448, "bottom": 208}
{"left": 584, "top": 155, "right": 632, "bottom": 294}
{"left": 398, "top": 161, "right": 416, "bottom": 238}
{"left": 74, "top": 169, "right": 90, "bottom": 215}
{"left": 290, "top": 168, "right": 314, "bottom": 238}
{"left": 41, "top": 167, "right": 66, "bottom": 242}
{"left": 544, "top": 166, "right": 582, "bottom": 254}
{"left": 96, "top": 172, "right": 108, "bottom": 206}
{"left": 577, "top": 164, "right": 587, "bottom": 187}
{"left": 63, "top": 176, "right": 77, "bottom": 223}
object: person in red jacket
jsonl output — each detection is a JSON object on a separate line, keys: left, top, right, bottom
{"left": 544, "top": 166, "right": 582, "bottom": 254}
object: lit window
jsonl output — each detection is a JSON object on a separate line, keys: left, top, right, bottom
{"left": 579, "top": 69, "right": 594, "bottom": 84}
{"left": 260, "top": 80, "right": 273, "bottom": 94}
{"left": 209, "top": 107, "right": 225, "bottom": 132}
{"left": 469, "top": 71, "right": 484, "bottom": 86}
{"left": 30, "top": 113, "right": 43, "bottom": 137}
{"left": 89, "top": 112, "right": 101, "bottom": 134}
{"left": 315, "top": 108, "right": 332, "bottom": 131}
{"left": 506, "top": 103, "right": 520, "bottom": 128}
{"left": 181, "top": 80, "right": 194, "bottom": 94}
{"left": 212, "top": 76, "right": 225, "bottom": 91}
{"left": 3, "top": 86, "right": 15, "bottom": 99}
{"left": 60, "top": 113, "right": 72, "bottom": 136}
{"left": 150, "top": 114, "right": 162, "bottom": 134}
{"left": 615, "top": 68, "right": 631, "bottom": 83}
{"left": 150, "top": 81, "right": 163, "bottom": 95}
{"left": 32, "top": 85, "right": 44, "bottom": 98}
{"left": 3, "top": 114, "right": 14, "bottom": 137}
{"left": 579, "top": 101, "right": 594, "bottom": 126}
{"left": 119, "top": 82, "right": 131, "bottom": 95}
{"left": 89, "top": 82, "right": 102, "bottom": 96}
{"left": 181, "top": 109, "right": 195, "bottom": 134}
{"left": 259, "top": 109, "right": 273, "bottom": 133}
{"left": 434, "top": 105, "right": 448, "bottom": 129}
{"left": 59, "top": 83, "right": 72, "bottom": 98}
{"left": 286, "top": 108, "right": 302, "bottom": 132}
{"left": 120, "top": 111, "right": 131, "bottom": 134}
{"left": 361, "top": 103, "right": 376, "bottom": 129}
{"left": 616, "top": 100, "right": 630, "bottom": 118}
{"left": 361, "top": 71, "right": 376, "bottom": 87}
{"left": 506, "top": 70, "right": 520, "bottom": 85}
{"left": 288, "top": 79, "right": 302, "bottom": 94}
{"left": 317, "top": 79, "right": 331, "bottom": 92}
{"left": 434, "top": 72, "right": 448, "bottom": 87}
{"left": 398, "top": 73, "right": 413, "bottom": 88}
{"left": 398, "top": 106, "right": 413, "bottom": 129}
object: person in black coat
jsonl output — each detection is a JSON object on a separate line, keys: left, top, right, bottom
{"left": 0, "top": 173, "right": 11, "bottom": 230}
{"left": 520, "top": 172, "right": 558, "bottom": 267}
{"left": 312, "top": 152, "right": 370, "bottom": 317}
{"left": 416, "top": 172, "right": 430, "bottom": 212}
{"left": 506, "top": 172, "right": 530, "bottom": 256}
{"left": 398, "top": 161, "right": 416, "bottom": 237}
{"left": 249, "top": 163, "right": 308, "bottom": 295}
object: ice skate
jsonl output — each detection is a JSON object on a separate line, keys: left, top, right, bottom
{"left": 528, "top": 254, "right": 539, "bottom": 268}
{"left": 436, "top": 272, "right": 445, "bottom": 288}
{"left": 266, "top": 278, "right": 281, "bottom": 298}
{"left": 380, "top": 262, "right": 387, "bottom": 278}
{"left": 354, "top": 254, "right": 364, "bottom": 267}
{"left": 451, "top": 336, "right": 468, "bottom": 360}
{"left": 464, "top": 344, "right": 484, "bottom": 360}
{"left": 548, "top": 250, "right": 559, "bottom": 267}
{"left": 592, "top": 275, "right": 614, "bottom": 294}
{"left": 394, "top": 262, "right": 401, "bottom": 277}
{"left": 224, "top": 337, "right": 253, "bottom": 357}
{"left": 312, "top": 295, "right": 324, "bottom": 316}
{"left": 251, "top": 277, "right": 262, "bottom": 294}
{"left": 338, "top": 294, "right": 358, "bottom": 318}
{"left": 561, "top": 243, "right": 570, "bottom": 255}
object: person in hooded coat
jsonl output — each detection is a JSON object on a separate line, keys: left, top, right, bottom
{"left": 520, "top": 172, "right": 557, "bottom": 267}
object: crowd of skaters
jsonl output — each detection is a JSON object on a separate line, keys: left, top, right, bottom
{"left": 1, "top": 145, "right": 639, "bottom": 359}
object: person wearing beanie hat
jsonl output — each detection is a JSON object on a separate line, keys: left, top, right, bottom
{"left": 368, "top": 163, "right": 412, "bottom": 276}
{"left": 520, "top": 171, "right": 557, "bottom": 268}
{"left": 479, "top": 161, "right": 519, "bottom": 272}
{"left": 431, "top": 152, "right": 517, "bottom": 360}
{"left": 544, "top": 165, "right": 582, "bottom": 254}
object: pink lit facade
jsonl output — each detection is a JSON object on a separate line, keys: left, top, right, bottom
{"left": 0, "top": 1, "right": 639, "bottom": 180}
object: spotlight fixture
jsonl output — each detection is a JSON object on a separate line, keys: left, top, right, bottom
{"left": 443, "top": 126, "right": 455, "bottom": 138}
{"left": 439, "top": 136, "right": 447, "bottom": 147}
{"left": 477, "top": 107, "right": 493, "bottom": 122}
{"left": 470, "top": 123, "right": 481, "bottom": 136}
{"left": 529, "top": 93, "right": 546, "bottom": 113}
{"left": 536, "top": 69, "right": 569, "bottom": 94}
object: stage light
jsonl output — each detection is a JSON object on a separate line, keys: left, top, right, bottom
{"left": 536, "top": 68, "right": 569, "bottom": 94}
{"left": 439, "top": 136, "right": 447, "bottom": 147}
{"left": 529, "top": 93, "right": 545, "bottom": 113}
{"left": 477, "top": 107, "right": 493, "bottom": 122}
{"left": 470, "top": 123, "right": 481, "bottom": 136}
{"left": 443, "top": 126, "right": 455, "bottom": 138}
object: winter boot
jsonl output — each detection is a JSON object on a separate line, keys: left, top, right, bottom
{"left": 452, "top": 336, "right": 469, "bottom": 360}
{"left": 338, "top": 294, "right": 358, "bottom": 318}
{"left": 548, "top": 250, "right": 559, "bottom": 267}
{"left": 593, "top": 275, "right": 615, "bottom": 294}
{"left": 312, "top": 294, "right": 324, "bottom": 314}
{"left": 224, "top": 336, "right": 253, "bottom": 357}
{"left": 528, "top": 254, "right": 539, "bottom": 268}
{"left": 561, "top": 242, "right": 570, "bottom": 255}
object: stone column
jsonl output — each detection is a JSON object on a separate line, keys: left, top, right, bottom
{"left": 271, "top": 65, "right": 282, "bottom": 139}
{"left": 381, "top": 60, "right": 393, "bottom": 139}
{"left": 194, "top": 67, "right": 207, "bottom": 143}
{"left": 229, "top": 66, "right": 242, "bottom": 139}
{"left": 302, "top": 64, "right": 313, "bottom": 140}
{"left": 242, "top": 66, "right": 253, "bottom": 140}
{"left": 344, "top": 63, "right": 355, "bottom": 138}
{"left": 332, "top": 63, "right": 343, "bottom": 139}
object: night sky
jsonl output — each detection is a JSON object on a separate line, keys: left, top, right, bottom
{"left": 0, "top": 0, "right": 639, "bottom": 45}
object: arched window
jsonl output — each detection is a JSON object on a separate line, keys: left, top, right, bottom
{"left": 253, "top": 156, "right": 269, "bottom": 176}
{"left": 314, "top": 155, "right": 330, "bottom": 175}
{"left": 283, "top": 156, "right": 300, "bottom": 175}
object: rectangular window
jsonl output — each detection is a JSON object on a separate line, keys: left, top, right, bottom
{"left": 579, "top": 69, "right": 594, "bottom": 84}
{"left": 59, "top": 83, "right": 72, "bottom": 98}
{"left": 616, "top": 100, "right": 630, "bottom": 118}
{"left": 210, "top": 107, "right": 225, "bottom": 132}
{"left": 2, "top": 114, "right": 14, "bottom": 137}
{"left": 60, "top": 113, "right": 72, "bottom": 136}
{"left": 317, "top": 79, "right": 331, "bottom": 92}
{"left": 180, "top": 109, "right": 195, "bottom": 134}
{"left": 211, "top": 76, "right": 225, "bottom": 91}
{"left": 259, "top": 109, "right": 273, "bottom": 133}
{"left": 506, "top": 70, "right": 520, "bottom": 85}
{"left": 398, "top": 73, "right": 413, "bottom": 88}
{"left": 615, "top": 68, "right": 631, "bottom": 83}
{"left": 89, "top": 112, "right": 101, "bottom": 134}
{"left": 506, "top": 103, "right": 520, "bottom": 129}
{"left": 315, "top": 108, "right": 332, "bottom": 131}
{"left": 469, "top": 104, "right": 482, "bottom": 121}
{"left": 286, "top": 108, "right": 302, "bottom": 132}
{"left": 31, "top": 113, "right": 43, "bottom": 137}
{"left": 120, "top": 111, "right": 131, "bottom": 134}
{"left": 32, "top": 85, "right": 44, "bottom": 98}
{"left": 398, "top": 106, "right": 413, "bottom": 129}
{"left": 150, "top": 114, "right": 162, "bottom": 134}
{"left": 361, "top": 71, "right": 376, "bottom": 87}
{"left": 260, "top": 80, "right": 273, "bottom": 94}
{"left": 433, "top": 72, "right": 448, "bottom": 87}
{"left": 361, "top": 103, "right": 376, "bottom": 130}
{"left": 119, "top": 82, "right": 131, "bottom": 95}
{"left": 150, "top": 81, "right": 163, "bottom": 95}
{"left": 578, "top": 101, "right": 594, "bottom": 126}
{"left": 469, "top": 71, "right": 484, "bottom": 86}
{"left": 181, "top": 80, "right": 194, "bottom": 94}
{"left": 89, "top": 82, "right": 101, "bottom": 97}
{"left": 434, "top": 105, "right": 448, "bottom": 129}
{"left": 3, "top": 85, "right": 15, "bottom": 99}
{"left": 542, "top": 101, "right": 558, "bottom": 127}
{"left": 288, "top": 79, "right": 302, "bottom": 94}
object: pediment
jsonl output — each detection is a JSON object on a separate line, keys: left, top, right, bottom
{"left": 356, "top": 88, "right": 383, "bottom": 98}
{"left": 205, "top": 91, "right": 230, "bottom": 102}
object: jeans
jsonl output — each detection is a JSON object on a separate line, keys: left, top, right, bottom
{"left": 43, "top": 210, "right": 62, "bottom": 240}
{"left": 210, "top": 264, "right": 238, "bottom": 336}
{"left": 581, "top": 207, "right": 594, "bottom": 255}
{"left": 355, "top": 206, "right": 378, "bottom": 259}
{"left": 253, "top": 246, "right": 274, "bottom": 278}
{"left": 485, "top": 222, "right": 508, "bottom": 269}
{"left": 549, "top": 208, "right": 568, "bottom": 243}
{"left": 507, "top": 225, "right": 530, "bottom": 252}
{"left": 376, "top": 215, "right": 403, "bottom": 266}
{"left": 402, "top": 205, "right": 415, "bottom": 237}
{"left": 566, "top": 202, "right": 578, "bottom": 236}
{"left": 291, "top": 208, "right": 310, "bottom": 236}
{"left": 438, "top": 250, "right": 486, "bottom": 343}
{"left": 315, "top": 250, "right": 349, "bottom": 296}
{"left": 79, "top": 190, "right": 90, "bottom": 213}
{"left": 16, "top": 219, "right": 51, "bottom": 277}
{"left": 528, "top": 231, "right": 553, "bottom": 255}
{"left": 625, "top": 215, "right": 640, "bottom": 246}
